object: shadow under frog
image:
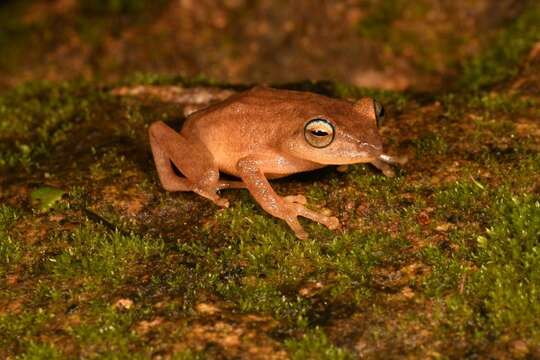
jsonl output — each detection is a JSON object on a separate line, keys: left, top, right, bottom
{"left": 149, "top": 86, "right": 405, "bottom": 239}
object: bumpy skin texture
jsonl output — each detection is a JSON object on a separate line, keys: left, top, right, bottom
{"left": 149, "top": 86, "right": 401, "bottom": 239}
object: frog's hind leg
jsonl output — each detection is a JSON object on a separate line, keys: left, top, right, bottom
{"left": 148, "top": 121, "right": 229, "bottom": 207}
{"left": 216, "top": 180, "right": 246, "bottom": 190}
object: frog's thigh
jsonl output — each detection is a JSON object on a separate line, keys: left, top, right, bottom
{"left": 149, "top": 121, "right": 227, "bottom": 205}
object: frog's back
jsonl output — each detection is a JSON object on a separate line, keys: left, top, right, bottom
{"left": 182, "top": 86, "right": 353, "bottom": 132}
{"left": 179, "top": 87, "right": 355, "bottom": 174}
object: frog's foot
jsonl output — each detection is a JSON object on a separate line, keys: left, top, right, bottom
{"left": 379, "top": 154, "right": 408, "bottom": 166}
{"left": 237, "top": 157, "right": 340, "bottom": 240}
{"left": 371, "top": 154, "right": 408, "bottom": 177}
{"left": 283, "top": 194, "right": 307, "bottom": 205}
{"left": 371, "top": 158, "right": 396, "bottom": 177}
{"left": 284, "top": 216, "right": 309, "bottom": 240}
{"left": 214, "top": 197, "right": 230, "bottom": 208}
{"left": 289, "top": 203, "right": 340, "bottom": 230}
{"left": 192, "top": 187, "right": 230, "bottom": 208}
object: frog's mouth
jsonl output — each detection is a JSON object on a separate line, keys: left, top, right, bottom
{"left": 349, "top": 143, "right": 383, "bottom": 163}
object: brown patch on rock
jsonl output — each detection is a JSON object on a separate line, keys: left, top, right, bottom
{"left": 416, "top": 210, "right": 432, "bottom": 226}
{"left": 299, "top": 281, "right": 324, "bottom": 297}
{"left": 195, "top": 302, "right": 220, "bottom": 315}
{"left": 134, "top": 317, "right": 164, "bottom": 335}
{"left": 180, "top": 319, "right": 287, "bottom": 360}
{"left": 114, "top": 298, "right": 134, "bottom": 310}
{"left": 100, "top": 185, "right": 150, "bottom": 217}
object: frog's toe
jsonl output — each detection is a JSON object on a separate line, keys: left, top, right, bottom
{"left": 382, "top": 168, "right": 396, "bottom": 177}
{"left": 325, "top": 216, "right": 341, "bottom": 230}
{"left": 285, "top": 216, "right": 309, "bottom": 240}
{"left": 215, "top": 198, "right": 230, "bottom": 208}
{"left": 284, "top": 194, "right": 308, "bottom": 205}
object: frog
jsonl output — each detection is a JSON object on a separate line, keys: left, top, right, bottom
{"left": 148, "top": 86, "right": 405, "bottom": 239}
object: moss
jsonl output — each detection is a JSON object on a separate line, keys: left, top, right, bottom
{"left": 0, "top": 205, "right": 21, "bottom": 275}
{"left": 171, "top": 350, "right": 206, "bottom": 360}
{"left": 441, "top": 92, "right": 538, "bottom": 119}
{"left": 19, "top": 342, "right": 65, "bottom": 360}
{"left": 413, "top": 133, "right": 448, "bottom": 158}
{"left": 0, "top": 310, "right": 53, "bottom": 355}
{"left": 468, "top": 194, "right": 540, "bottom": 337}
{"left": 356, "top": 0, "right": 406, "bottom": 41}
{"left": 48, "top": 223, "right": 165, "bottom": 285}
{"left": 0, "top": 53, "right": 539, "bottom": 356}
{"left": 210, "top": 199, "right": 409, "bottom": 324}
{"left": 425, "top": 184, "right": 540, "bottom": 349}
{"left": 459, "top": 3, "right": 540, "bottom": 91}
{"left": 68, "top": 300, "right": 144, "bottom": 358}
{"left": 285, "top": 328, "right": 354, "bottom": 360}
{"left": 0, "top": 81, "right": 107, "bottom": 171}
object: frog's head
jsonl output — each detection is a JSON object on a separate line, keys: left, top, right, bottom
{"left": 285, "top": 97, "right": 385, "bottom": 165}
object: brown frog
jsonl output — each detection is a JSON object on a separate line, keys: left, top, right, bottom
{"left": 149, "top": 86, "right": 404, "bottom": 239}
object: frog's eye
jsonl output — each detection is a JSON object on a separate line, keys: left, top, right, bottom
{"left": 304, "top": 118, "right": 335, "bottom": 148}
{"left": 374, "top": 100, "right": 384, "bottom": 128}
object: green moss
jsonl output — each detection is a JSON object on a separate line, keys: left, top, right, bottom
{"left": 459, "top": 3, "right": 540, "bottom": 91}
{"left": 19, "top": 342, "right": 65, "bottom": 360}
{"left": 413, "top": 132, "right": 448, "bottom": 158}
{"left": 0, "top": 310, "right": 53, "bottom": 355}
{"left": 211, "top": 199, "right": 407, "bottom": 322}
{"left": 69, "top": 300, "right": 144, "bottom": 358}
{"left": 171, "top": 350, "right": 206, "bottom": 360}
{"left": 0, "top": 45, "right": 538, "bottom": 356}
{"left": 426, "top": 184, "right": 540, "bottom": 347}
{"left": 331, "top": 82, "right": 409, "bottom": 111}
{"left": 356, "top": 0, "right": 405, "bottom": 41}
{"left": 434, "top": 180, "right": 487, "bottom": 223}
{"left": 468, "top": 194, "right": 540, "bottom": 337}
{"left": 0, "top": 81, "right": 105, "bottom": 171}
{"left": 285, "top": 328, "right": 354, "bottom": 360}
{"left": 0, "top": 205, "right": 21, "bottom": 274}
{"left": 441, "top": 92, "right": 538, "bottom": 119}
{"left": 421, "top": 242, "right": 466, "bottom": 297}
{"left": 48, "top": 224, "right": 164, "bottom": 284}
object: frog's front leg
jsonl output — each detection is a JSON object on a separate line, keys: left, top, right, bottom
{"left": 236, "top": 156, "right": 340, "bottom": 239}
{"left": 148, "top": 121, "right": 229, "bottom": 207}
{"left": 371, "top": 154, "right": 408, "bottom": 177}
{"left": 370, "top": 158, "right": 396, "bottom": 177}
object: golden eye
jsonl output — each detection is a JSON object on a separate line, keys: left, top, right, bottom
{"left": 304, "top": 118, "right": 335, "bottom": 148}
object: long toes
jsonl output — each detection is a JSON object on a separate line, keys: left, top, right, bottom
{"left": 284, "top": 194, "right": 308, "bottom": 205}
{"left": 295, "top": 229, "right": 309, "bottom": 240}
{"left": 325, "top": 216, "right": 341, "bottom": 230}
{"left": 285, "top": 216, "right": 308, "bottom": 240}
{"left": 215, "top": 198, "right": 230, "bottom": 208}
{"left": 383, "top": 168, "right": 396, "bottom": 177}
{"left": 291, "top": 204, "right": 340, "bottom": 231}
